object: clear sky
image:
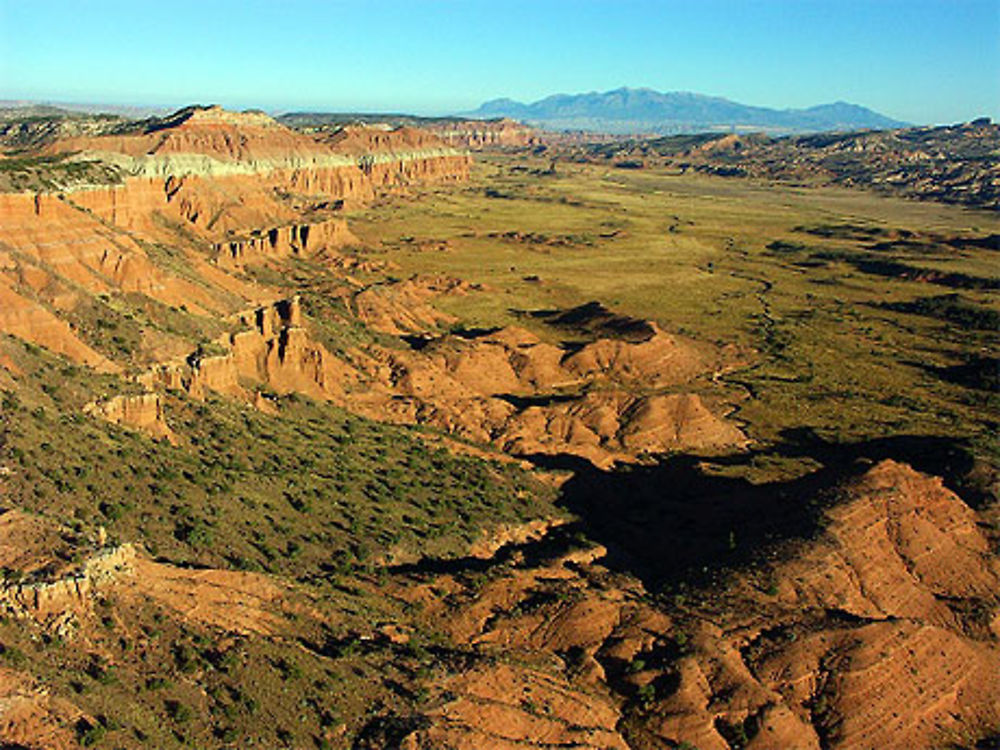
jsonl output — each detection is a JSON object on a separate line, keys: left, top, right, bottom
{"left": 1, "top": 0, "right": 997, "bottom": 124}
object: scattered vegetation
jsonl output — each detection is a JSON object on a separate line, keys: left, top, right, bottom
{"left": 2, "top": 346, "right": 558, "bottom": 575}
{"left": 0, "top": 151, "right": 122, "bottom": 191}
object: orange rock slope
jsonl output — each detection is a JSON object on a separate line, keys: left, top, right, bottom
{"left": 45, "top": 106, "right": 470, "bottom": 243}
{"left": 0, "top": 105, "right": 469, "bottom": 365}
{"left": 394, "top": 460, "right": 1000, "bottom": 750}
{"left": 98, "top": 289, "right": 744, "bottom": 464}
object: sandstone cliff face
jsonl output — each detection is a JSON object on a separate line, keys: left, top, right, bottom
{"left": 213, "top": 217, "right": 356, "bottom": 268}
{"left": 0, "top": 545, "right": 138, "bottom": 625}
{"left": 210, "top": 296, "right": 353, "bottom": 400}
{"left": 0, "top": 192, "right": 193, "bottom": 304}
{"left": 83, "top": 393, "right": 176, "bottom": 444}
{"left": 47, "top": 110, "right": 461, "bottom": 237}
{"left": 136, "top": 296, "right": 357, "bottom": 407}
{"left": 0, "top": 187, "right": 224, "bottom": 366}
{"left": 10, "top": 108, "right": 466, "bottom": 266}
{"left": 0, "top": 106, "right": 470, "bottom": 373}
{"left": 424, "top": 118, "right": 540, "bottom": 150}
{"left": 0, "top": 282, "right": 119, "bottom": 372}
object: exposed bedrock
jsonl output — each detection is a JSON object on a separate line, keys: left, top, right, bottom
{"left": 83, "top": 392, "right": 177, "bottom": 444}
{"left": 212, "top": 217, "right": 357, "bottom": 268}
{"left": 0, "top": 108, "right": 470, "bottom": 369}
{"left": 392, "top": 460, "right": 1000, "bottom": 750}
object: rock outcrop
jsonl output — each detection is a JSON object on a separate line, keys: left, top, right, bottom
{"left": 0, "top": 192, "right": 204, "bottom": 305}
{"left": 395, "top": 461, "right": 1000, "bottom": 750}
{"left": 582, "top": 119, "right": 1000, "bottom": 210}
{"left": 423, "top": 118, "right": 541, "bottom": 150}
{"left": 0, "top": 282, "right": 119, "bottom": 372}
{"left": 412, "top": 663, "right": 630, "bottom": 750}
{"left": 138, "top": 296, "right": 356, "bottom": 404}
{"left": 0, "top": 666, "right": 83, "bottom": 750}
{"left": 43, "top": 107, "right": 470, "bottom": 242}
{"left": 83, "top": 392, "right": 176, "bottom": 443}
{"left": 0, "top": 105, "right": 470, "bottom": 372}
{"left": 0, "top": 514, "right": 295, "bottom": 639}
{"left": 213, "top": 217, "right": 356, "bottom": 268}
{"left": 351, "top": 275, "right": 471, "bottom": 335}
{"left": 352, "top": 315, "right": 746, "bottom": 466}
{"left": 0, "top": 105, "right": 746, "bottom": 469}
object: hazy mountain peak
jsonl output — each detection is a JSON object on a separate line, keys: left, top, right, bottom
{"left": 466, "top": 88, "right": 907, "bottom": 135}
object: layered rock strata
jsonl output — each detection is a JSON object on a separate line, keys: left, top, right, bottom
{"left": 0, "top": 106, "right": 470, "bottom": 369}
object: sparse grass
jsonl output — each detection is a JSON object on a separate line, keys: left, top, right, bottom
{"left": 346, "top": 154, "right": 1000, "bottom": 468}
{"left": 0, "top": 152, "right": 123, "bottom": 191}
{"left": 3, "top": 340, "right": 559, "bottom": 576}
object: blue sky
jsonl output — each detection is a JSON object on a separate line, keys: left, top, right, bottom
{"left": 1, "top": 0, "right": 997, "bottom": 124}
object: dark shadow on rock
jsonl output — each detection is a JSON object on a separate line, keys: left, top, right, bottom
{"left": 385, "top": 522, "right": 586, "bottom": 578}
{"left": 547, "top": 452, "right": 832, "bottom": 591}
{"left": 771, "top": 429, "right": 992, "bottom": 507}
{"left": 495, "top": 392, "right": 579, "bottom": 410}
{"left": 529, "top": 300, "right": 657, "bottom": 341}
{"left": 540, "top": 432, "right": 989, "bottom": 592}
{"left": 448, "top": 325, "right": 502, "bottom": 339}
{"left": 352, "top": 714, "right": 430, "bottom": 750}
{"left": 399, "top": 334, "right": 432, "bottom": 351}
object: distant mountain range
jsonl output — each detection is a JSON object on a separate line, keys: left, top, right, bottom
{"left": 465, "top": 88, "right": 907, "bottom": 134}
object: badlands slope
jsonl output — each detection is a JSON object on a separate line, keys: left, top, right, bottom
{"left": 0, "top": 106, "right": 997, "bottom": 748}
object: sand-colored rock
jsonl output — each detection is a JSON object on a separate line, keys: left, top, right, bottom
{"left": 392, "top": 461, "right": 1000, "bottom": 750}
{"left": 564, "top": 323, "right": 717, "bottom": 388}
{"left": 0, "top": 533, "right": 292, "bottom": 639}
{"left": 0, "top": 106, "right": 471, "bottom": 376}
{"left": 43, "top": 107, "right": 469, "bottom": 245}
{"left": 0, "top": 282, "right": 119, "bottom": 372}
{"left": 424, "top": 118, "right": 540, "bottom": 150}
{"left": 1, "top": 104, "right": 741, "bottom": 468}
{"left": 337, "top": 311, "right": 747, "bottom": 465}
{"left": 0, "top": 510, "right": 78, "bottom": 577}
{"left": 83, "top": 392, "right": 176, "bottom": 443}
{"left": 752, "top": 620, "right": 1000, "bottom": 749}
{"left": 404, "top": 663, "right": 629, "bottom": 750}
{"left": 138, "top": 296, "right": 358, "bottom": 406}
{"left": 502, "top": 391, "right": 747, "bottom": 465}
{"left": 213, "top": 217, "right": 356, "bottom": 268}
{"left": 650, "top": 461, "right": 1000, "bottom": 750}
{"left": 124, "top": 557, "right": 292, "bottom": 636}
{"left": 352, "top": 275, "right": 471, "bottom": 335}
{"left": 772, "top": 459, "right": 1000, "bottom": 624}
{"left": 0, "top": 667, "right": 83, "bottom": 750}
{"left": 0, "top": 191, "right": 205, "bottom": 307}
